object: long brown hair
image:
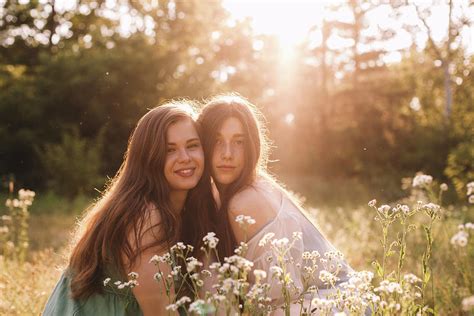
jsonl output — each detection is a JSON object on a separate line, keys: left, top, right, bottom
{"left": 69, "top": 101, "right": 220, "bottom": 299}
{"left": 198, "top": 94, "right": 270, "bottom": 256}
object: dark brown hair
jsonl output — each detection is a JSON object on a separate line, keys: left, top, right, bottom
{"left": 198, "top": 94, "right": 269, "bottom": 256}
{"left": 69, "top": 101, "right": 220, "bottom": 299}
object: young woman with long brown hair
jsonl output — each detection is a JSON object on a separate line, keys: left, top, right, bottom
{"left": 198, "top": 94, "right": 353, "bottom": 314}
{"left": 43, "top": 101, "right": 226, "bottom": 315}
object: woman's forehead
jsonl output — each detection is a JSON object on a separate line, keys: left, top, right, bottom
{"left": 166, "top": 118, "right": 199, "bottom": 143}
{"left": 217, "top": 117, "right": 244, "bottom": 136}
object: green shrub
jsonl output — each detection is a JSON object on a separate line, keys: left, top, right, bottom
{"left": 36, "top": 127, "right": 105, "bottom": 197}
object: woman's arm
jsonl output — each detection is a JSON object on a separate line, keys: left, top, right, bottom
{"left": 128, "top": 211, "right": 172, "bottom": 316}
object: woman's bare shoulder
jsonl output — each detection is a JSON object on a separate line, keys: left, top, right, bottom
{"left": 228, "top": 181, "right": 278, "bottom": 237}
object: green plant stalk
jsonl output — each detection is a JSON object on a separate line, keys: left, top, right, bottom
{"left": 382, "top": 224, "right": 389, "bottom": 280}
{"left": 18, "top": 206, "right": 29, "bottom": 263}
{"left": 397, "top": 218, "right": 408, "bottom": 283}
{"left": 421, "top": 218, "right": 434, "bottom": 309}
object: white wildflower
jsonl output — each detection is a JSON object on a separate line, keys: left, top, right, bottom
{"left": 253, "top": 269, "right": 267, "bottom": 282}
{"left": 368, "top": 199, "right": 377, "bottom": 207}
{"left": 271, "top": 237, "right": 289, "bottom": 248}
{"left": 171, "top": 265, "right": 182, "bottom": 276}
{"left": 412, "top": 174, "right": 433, "bottom": 187}
{"left": 450, "top": 230, "right": 469, "bottom": 247}
{"left": 400, "top": 204, "right": 410, "bottom": 215}
{"left": 258, "top": 232, "right": 275, "bottom": 246}
{"left": 186, "top": 257, "right": 203, "bottom": 272}
{"left": 292, "top": 231, "right": 303, "bottom": 240}
{"left": 467, "top": 182, "right": 474, "bottom": 196}
{"left": 149, "top": 253, "right": 170, "bottom": 264}
{"left": 189, "top": 300, "right": 205, "bottom": 313}
{"left": 377, "top": 205, "right": 391, "bottom": 215}
{"left": 103, "top": 278, "right": 111, "bottom": 286}
{"left": 319, "top": 270, "right": 339, "bottom": 285}
{"left": 203, "top": 232, "right": 219, "bottom": 249}
{"left": 170, "top": 242, "right": 187, "bottom": 252}
{"left": 403, "top": 273, "right": 421, "bottom": 284}
{"left": 153, "top": 272, "right": 163, "bottom": 282}
{"left": 12, "top": 199, "right": 20, "bottom": 208}
{"left": 422, "top": 203, "right": 441, "bottom": 215}
{"left": 311, "top": 297, "right": 335, "bottom": 312}
{"left": 440, "top": 183, "right": 448, "bottom": 191}
{"left": 166, "top": 304, "right": 178, "bottom": 311}
{"left": 128, "top": 272, "right": 138, "bottom": 279}
{"left": 311, "top": 250, "right": 321, "bottom": 260}
{"left": 235, "top": 215, "right": 256, "bottom": 225}
{"left": 374, "top": 280, "right": 403, "bottom": 294}
{"left": 324, "top": 250, "right": 344, "bottom": 260}
{"left": 270, "top": 266, "right": 284, "bottom": 277}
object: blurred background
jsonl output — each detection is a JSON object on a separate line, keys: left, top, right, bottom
{"left": 0, "top": 0, "right": 473, "bottom": 206}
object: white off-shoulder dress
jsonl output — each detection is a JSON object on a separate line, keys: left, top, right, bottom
{"left": 243, "top": 178, "right": 353, "bottom": 314}
{"left": 202, "top": 178, "right": 353, "bottom": 315}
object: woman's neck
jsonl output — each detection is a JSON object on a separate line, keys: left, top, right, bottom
{"left": 169, "top": 190, "right": 188, "bottom": 213}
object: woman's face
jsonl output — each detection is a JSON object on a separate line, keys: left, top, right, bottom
{"left": 164, "top": 118, "right": 204, "bottom": 192}
{"left": 211, "top": 117, "right": 245, "bottom": 189}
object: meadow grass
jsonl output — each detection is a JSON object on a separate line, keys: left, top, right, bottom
{"left": 0, "top": 191, "right": 91, "bottom": 315}
{"left": 0, "top": 178, "right": 473, "bottom": 315}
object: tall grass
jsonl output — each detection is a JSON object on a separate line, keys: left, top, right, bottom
{"left": 0, "top": 176, "right": 473, "bottom": 315}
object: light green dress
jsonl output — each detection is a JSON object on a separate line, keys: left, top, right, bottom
{"left": 43, "top": 271, "right": 143, "bottom": 316}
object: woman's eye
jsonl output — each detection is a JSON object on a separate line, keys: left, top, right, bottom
{"left": 188, "top": 143, "right": 200, "bottom": 149}
{"left": 235, "top": 140, "right": 244, "bottom": 145}
{"left": 167, "top": 148, "right": 176, "bottom": 153}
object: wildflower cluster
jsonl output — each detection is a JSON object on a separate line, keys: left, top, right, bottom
{"left": 450, "top": 222, "right": 474, "bottom": 248}
{"left": 2, "top": 188, "right": 35, "bottom": 263}
{"left": 412, "top": 174, "right": 433, "bottom": 188}
{"left": 103, "top": 173, "right": 473, "bottom": 315}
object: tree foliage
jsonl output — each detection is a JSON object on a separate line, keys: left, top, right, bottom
{"left": 0, "top": 0, "right": 472, "bottom": 200}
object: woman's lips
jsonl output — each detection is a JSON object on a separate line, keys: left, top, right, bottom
{"left": 175, "top": 167, "right": 196, "bottom": 177}
{"left": 217, "top": 166, "right": 236, "bottom": 172}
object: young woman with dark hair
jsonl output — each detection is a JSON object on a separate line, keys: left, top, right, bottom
{"left": 198, "top": 94, "right": 353, "bottom": 314}
{"left": 43, "top": 101, "right": 227, "bottom": 315}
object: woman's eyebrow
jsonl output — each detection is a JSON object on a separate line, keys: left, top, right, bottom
{"left": 167, "top": 138, "right": 200, "bottom": 146}
{"left": 186, "top": 138, "right": 201, "bottom": 143}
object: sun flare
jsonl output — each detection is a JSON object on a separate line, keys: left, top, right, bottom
{"left": 223, "top": 0, "right": 326, "bottom": 48}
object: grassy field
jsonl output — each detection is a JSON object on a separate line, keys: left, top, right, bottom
{"left": 0, "top": 192, "right": 89, "bottom": 315}
{"left": 0, "top": 178, "right": 473, "bottom": 315}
